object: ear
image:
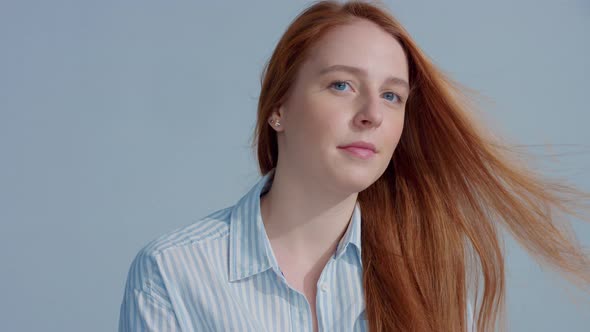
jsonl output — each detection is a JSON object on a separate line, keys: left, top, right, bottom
{"left": 275, "top": 104, "right": 285, "bottom": 118}
{"left": 268, "top": 106, "right": 285, "bottom": 132}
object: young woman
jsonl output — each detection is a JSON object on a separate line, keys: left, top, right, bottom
{"left": 118, "top": 1, "right": 590, "bottom": 331}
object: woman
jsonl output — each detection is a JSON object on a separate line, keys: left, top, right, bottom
{"left": 118, "top": 1, "right": 590, "bottom": 331}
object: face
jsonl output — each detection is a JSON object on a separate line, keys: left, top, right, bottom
{"left": 272, "top": 19, "right": 410, "bottom": 194}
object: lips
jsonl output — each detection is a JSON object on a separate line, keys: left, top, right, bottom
{"left": 337, "top": 141, "right": 377, "bottom": 160}
{"left": 338, "top": 141, "right": 376, "bottom": 152}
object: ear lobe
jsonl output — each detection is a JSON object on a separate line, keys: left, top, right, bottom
{"left": 267, "top": 107, "right": 285, "bottom": 132}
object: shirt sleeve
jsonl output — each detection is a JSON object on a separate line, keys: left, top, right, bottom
{"left": 118, "top": 287, "right": 181, "bottom": 331}
{"left": 118, "top": 247, "right": 181, "bottom": 332}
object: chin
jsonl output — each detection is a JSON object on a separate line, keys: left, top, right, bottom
{"left": 331, "top": 164, "right": 380, "bottom": 193}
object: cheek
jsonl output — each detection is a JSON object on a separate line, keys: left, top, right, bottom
{"left": 384, "top": 114, "right": 405, "bottom": 152}
{"left": 294, "top": 96, "right": 342, "bottom": 140}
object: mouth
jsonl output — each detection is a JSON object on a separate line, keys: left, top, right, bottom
{"left": 337, "top": 146, "right": 376, "bottom": 160}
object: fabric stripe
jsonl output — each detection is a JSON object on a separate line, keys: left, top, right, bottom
{"left": 118, "top": 168, "right": 473, "bottom": 331}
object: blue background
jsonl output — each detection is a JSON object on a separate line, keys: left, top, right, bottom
{"left": 1, "top": 1, "right": 589, "bottom": 331}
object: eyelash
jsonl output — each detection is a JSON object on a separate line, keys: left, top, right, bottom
{"left": 329, "top": 80, "right": 404, "bottom": 104}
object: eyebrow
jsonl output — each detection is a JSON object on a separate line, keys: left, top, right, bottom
{"left": 318, "top": 64, "right": 410, "bottom": 92}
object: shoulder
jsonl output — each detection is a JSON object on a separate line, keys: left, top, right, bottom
{"left": 123, "top": 205, "right": 234, "bottom": 291}
{"left": 142, "top": 205, "right": 234, "bottom": 258}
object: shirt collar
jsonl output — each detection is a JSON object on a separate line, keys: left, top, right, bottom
{"left": 228, "top": 168, "right": 363, "bottom": 282}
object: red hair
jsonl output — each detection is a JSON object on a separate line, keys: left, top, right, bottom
{"left": 250, "top": 1, "right": 590, "bottom": 331}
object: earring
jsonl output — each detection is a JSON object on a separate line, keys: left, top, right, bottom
{"left": 270, "top": 118, "right": 281, "bottom": 127}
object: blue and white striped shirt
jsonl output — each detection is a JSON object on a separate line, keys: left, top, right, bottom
{"left": 118, "top": 168, "right": 367, "bottom": 331}
{"left": 118, "top": 168, "right": 475, "bottom": 331}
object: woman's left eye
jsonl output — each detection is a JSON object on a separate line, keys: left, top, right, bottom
{"left": 383, "top": 91, "right": 402, "bottom": 103}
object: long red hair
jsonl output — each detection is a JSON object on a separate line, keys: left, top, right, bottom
{"left": 250, "top": 1, "right": 590, "bottom": 331}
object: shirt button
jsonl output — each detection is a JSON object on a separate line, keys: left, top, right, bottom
{"left": 320, "top": 283, "right": 328, "bottom": 292}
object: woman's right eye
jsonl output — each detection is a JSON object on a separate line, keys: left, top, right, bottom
{"left": 330, "top": 80, "right": 351, "bottom": 92}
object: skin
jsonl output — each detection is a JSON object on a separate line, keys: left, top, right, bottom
{"left": 259, "top": 18, "right": 409, "bottom": 331}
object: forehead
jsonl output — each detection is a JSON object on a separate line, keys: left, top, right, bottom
{"left": 303, "top": 19, "right": 408, "bottom": 80}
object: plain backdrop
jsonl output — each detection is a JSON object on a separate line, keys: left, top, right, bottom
{"left": 1, "top": 0, "right": 589, "bottom": 331}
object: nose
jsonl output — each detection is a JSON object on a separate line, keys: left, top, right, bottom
{"left": 353, "top": 91, "right": 383, "bottom": 129}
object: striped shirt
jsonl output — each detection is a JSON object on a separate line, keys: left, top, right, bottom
{"left": 118, "top": 168, "right": 475, "bottom": 331}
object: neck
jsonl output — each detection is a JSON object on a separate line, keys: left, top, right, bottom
{"left": 260, "top": 164, "right": 358, "bottom": 266}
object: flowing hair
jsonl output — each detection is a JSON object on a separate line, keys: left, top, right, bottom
{"left": 250, "top": 1, "right": 590, "bottom": 331}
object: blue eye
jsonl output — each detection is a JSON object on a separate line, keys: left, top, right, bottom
{"left": 330, "top": 80, "right": 404, "bottom": 104}
{"left": 330, "top": 81, "right": 350, "bottom": 91}
{"left": 383, "top": 92, "right": 402, "bottom": 103}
